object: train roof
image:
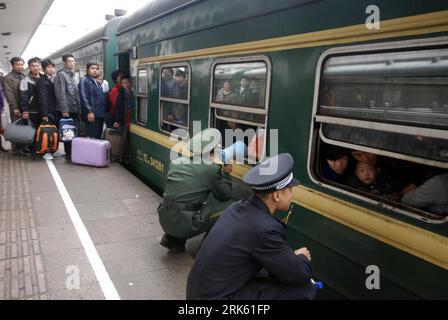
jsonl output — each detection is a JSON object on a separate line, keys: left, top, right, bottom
{"left": 117, "top": 0, "right": 202, "bottom": 35}
{"left": 48, "top": 16, "right": 123, "bottom": 59}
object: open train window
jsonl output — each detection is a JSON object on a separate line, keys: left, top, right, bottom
{"left": 310, "top": 40, "right": 448, "bottom": 224}
{"left": 159, "top": 64, "right": 190, "bottom": 136}
{"left": 136, "top": 67, "right": 149, "bottom": 125}
{"left": 209, "top": 56, "right": 271, "bottom": 164}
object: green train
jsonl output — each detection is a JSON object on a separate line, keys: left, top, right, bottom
{"left": 51, "top": 0, "right": 448, "bottom": 299}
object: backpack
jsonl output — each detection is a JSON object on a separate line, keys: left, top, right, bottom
{"left": 36, "top": 122, "right": 59, "bottom": 154}
{"left": 59, "top": 118, "right": 77, "bottom": 142}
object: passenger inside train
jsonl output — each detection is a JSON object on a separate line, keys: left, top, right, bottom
{"left": 319, "top": 142, "right": 448, "bottom": 217}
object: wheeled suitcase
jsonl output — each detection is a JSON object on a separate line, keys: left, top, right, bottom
{"left": 71, "top": 137, "right": 111, "bottom": 167}
{"left": 103, "top": 128, "right": 124, "bottom": 162}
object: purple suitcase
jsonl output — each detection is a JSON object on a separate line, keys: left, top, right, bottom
{"left": 71, "top": 137, "right": 111, "bottom": 167}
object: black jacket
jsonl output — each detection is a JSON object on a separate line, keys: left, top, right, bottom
{"left": 114, "top": 88, "right": 134, "bottom": 125}
{"left": 19, "top": 74, "right": 44, "bottom": 113}
{"left": 186, "top": 195, "right": 314, "bottom": 300}
{"left": 37, "top": 75, "right": 57, "bottom": 117}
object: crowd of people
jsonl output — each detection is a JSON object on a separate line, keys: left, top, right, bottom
{"left": 0, "top": 55, "right": 133, "bottom": 160}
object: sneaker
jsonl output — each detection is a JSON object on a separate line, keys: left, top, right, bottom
{"left": 43, "top": 153, "right": 54, "bottom": 160}
{"left": 53, "top": 151, "right": 65, "bottom": 158}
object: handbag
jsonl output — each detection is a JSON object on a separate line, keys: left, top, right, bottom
{"left": 4, "top": 118, "right": 36, "bottom": 144}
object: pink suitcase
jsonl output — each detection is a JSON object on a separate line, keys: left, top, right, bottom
{"left": 71, "top": 137, "right": 111, "bottom": 167}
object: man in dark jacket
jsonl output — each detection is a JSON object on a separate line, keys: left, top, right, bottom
{"left": 79, "top": 62, "right": 106, "bottom": 139}
{"left": 2, "top": 57, "right": 25, "bottom": 154}
{"left": 19, "top": 57, "right": 44, "bottom": 154}
{"left": 3, "top": 57, "right": 25, "bottom": 122}
{"left": 54, "top": 53, "right": 81, "bottom": 159}
{"left": 37, "top": 59, "right": 58, "bottom": 124}
{"left": 187, "top": 153, "right": 316, "bottom": 300}
{"left": 158, "top": 128, "right": 234, "bottom": 253}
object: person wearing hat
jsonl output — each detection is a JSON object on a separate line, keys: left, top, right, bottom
{"left": 157, "top": 128, "right": 235, "bottom": 253}
{"left": 186, "top": 153, "right": 316, "bottom": 300}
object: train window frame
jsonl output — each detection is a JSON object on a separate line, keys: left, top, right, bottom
{"left": 208, "top": 55, "right": 272, "bottom": 162}
{"left": 307, "top": 36, "right": 448, "bottom": 224}
{"left": 158, "top": 62, "right": 191, "bottom": 136}
{"left": 136, "top": 66, "right": 149, "bottom": 126}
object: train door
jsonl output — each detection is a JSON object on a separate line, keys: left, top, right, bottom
{"left": 118, "top": 52, "right": 130, "bottom": 76}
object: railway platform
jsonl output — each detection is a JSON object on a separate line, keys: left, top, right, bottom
{"left": 0, "top": 148, "right": 201, "bottom": 300}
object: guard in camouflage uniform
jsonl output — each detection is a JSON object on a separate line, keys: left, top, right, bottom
{"left": 158, "top": 128, "right": 234, "bottom": 253}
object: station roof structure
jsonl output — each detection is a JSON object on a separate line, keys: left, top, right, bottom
{"left": 0, "top": 0, "right": 54, "bottom": 72}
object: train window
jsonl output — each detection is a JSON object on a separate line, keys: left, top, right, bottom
{"left": 311, "top": 43, "right": 448, "bottom": 222}
{"left": 321, "top": 124, "right": 448, "bottom": 166}
{"left": 210, "top": 57, "right": 271, "bottom": 163}
{"left": 137, "top": 67, "right": 149, "bottom": 125}
{"left": 138, "top": 69, "right": 148, "bottom": 95}
{"left": 212, "top": 61, "right": 268, "bottom": 109}
{"left": 315, "top": 142, "right": 447, "bottom": 221}
{"left": 319, "top": 48, "right": 448, "bottom": 128}
{"left": 159, "top": 65, "right": 190, "bottom": 135}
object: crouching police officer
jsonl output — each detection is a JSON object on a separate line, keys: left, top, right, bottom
{"left": 186, "top": 153, "right": 316, "bottom": 300}
{"left": 158, "top": 128, "right": 234, "bottom": 253}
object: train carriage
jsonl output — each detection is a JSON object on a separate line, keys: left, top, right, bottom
{"left": 53, "top": 0, "right": 448, "bottom": 298}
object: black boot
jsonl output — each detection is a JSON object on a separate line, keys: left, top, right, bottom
{"left": 160, "top": 234, "right": 186, "bottom": 253}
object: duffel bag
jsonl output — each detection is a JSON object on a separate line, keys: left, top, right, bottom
{"left": 4, "top": 118, "right": 36, "bottom": 144}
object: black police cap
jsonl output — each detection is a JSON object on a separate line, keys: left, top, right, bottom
{"left": 243, "top": 153, "right": 300, "bottom": 191}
